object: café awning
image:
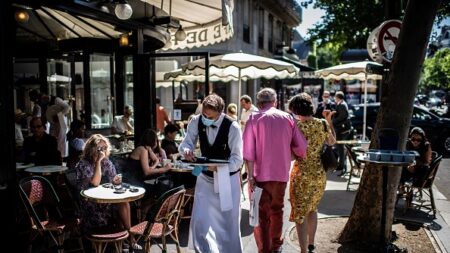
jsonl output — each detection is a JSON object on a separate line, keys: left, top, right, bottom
{"left": 14, "top": 5, "right": 122, "bottom": 42}
{"left": 144, "top": 0, "right": 234, "bottom": 50}
{"left": 15, "top": 0, "right": 233, "bottom": 51}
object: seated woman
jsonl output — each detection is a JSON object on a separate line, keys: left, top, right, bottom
{"left": 125, "top": 129, "right": 172, "bottom": 218}
{"left": 75, "top": 134, "right": 141, "bottom": 249}
{"left": 400, "top": 127, "right": 432, "bottom": 184}
{"left": 126, "top": 129, "right": 172, "bottom": 185}
{"left": 66, "top": 119, "right": 86, "bottom": 169}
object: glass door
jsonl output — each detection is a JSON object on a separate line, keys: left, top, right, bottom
{"left": 90, "top": 54, "right": 114, "bottom": 129}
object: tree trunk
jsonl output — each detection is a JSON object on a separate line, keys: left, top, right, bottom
{"left": 339, "top": 0, "right": 440, "bottom": 245}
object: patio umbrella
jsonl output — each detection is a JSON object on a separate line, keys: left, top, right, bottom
{"left": 164, "top": 69, "right": 238, "bottom": 83}
{"left": 315, "top": 61, "right": 383, "bottom": 140}
{"left": 182, "top": 52, "right": 298, "bottom": 113}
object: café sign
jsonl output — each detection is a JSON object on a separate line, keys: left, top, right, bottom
{"left": 162, "top": 19, "right": 233, "bottom": 51}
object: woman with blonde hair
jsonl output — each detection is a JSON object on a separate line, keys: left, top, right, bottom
{"left": 75, "top": 134, "right": 141, "bottom": 249}
{"left": 227, "top": 103, "right": 238, "bottom": 121}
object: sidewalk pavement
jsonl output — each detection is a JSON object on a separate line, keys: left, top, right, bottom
{"left": 139, "top": 170, "right": 450, "bottom": 253}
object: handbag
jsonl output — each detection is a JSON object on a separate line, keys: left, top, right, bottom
{"left": 321, "top": 120, "right": 337, "bottom": 171}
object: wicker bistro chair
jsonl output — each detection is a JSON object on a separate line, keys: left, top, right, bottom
{"left": 403, "top": 151, "right": 443, "bottom": 217}
{"left": 346, "top": 145, "right": 364, "bottom": 191}
{"left": 18, "top": 175, "right": 84, "bottom": 253}
{"left": 129, "top": 186, "right": 186, "bottom": 253}
{"left": 85, "top": 226, "right": 129, "bottom": 253}
{"left": 180, "top": 187, "right": 195, "bottom": 219}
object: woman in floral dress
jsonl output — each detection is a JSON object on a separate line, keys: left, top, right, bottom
{"left": 75, "top": 134, "right": 130, "bottom": 232}
{"left": 288, "top": 93, "right": 336, "bottom": 253}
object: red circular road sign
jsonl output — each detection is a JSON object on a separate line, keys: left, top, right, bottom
{"left": 377, "top": 20, "right": 402, "bottom": 62}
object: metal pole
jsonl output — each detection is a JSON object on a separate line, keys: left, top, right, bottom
{"left": 363, "top": 73, "right": 368, "bottom": 140}
{"left": 238, "top": 68, "right": 242, "bottom": 118}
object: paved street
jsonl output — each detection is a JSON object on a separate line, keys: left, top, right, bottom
{"left": 434, "top": 157, "right": 450, "bottom": 200}
{"left": 135, "top": 157, "right": 450, "bottom": 253}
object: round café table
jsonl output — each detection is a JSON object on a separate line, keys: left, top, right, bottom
{"left": 170, "top": 165, "right": 194, "bottom": 173}
{"left": 25, "top": 165, "right": 68, "bottom": 176}
{"left": 16, "top": 163, "right": 35, "bottom": 171}
{"left": 80, "top": 184, "right": 145, "bottom": 204}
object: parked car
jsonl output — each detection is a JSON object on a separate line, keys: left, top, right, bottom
{"left": 429, "top": 90, "right": 447, "bottom": 104}
{"left": 349, "top": 103, "right": 450, "bottom": 154}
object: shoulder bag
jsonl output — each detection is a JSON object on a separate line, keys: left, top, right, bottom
{"left": 321, "top": 120, "right": 337, "bottom": 172}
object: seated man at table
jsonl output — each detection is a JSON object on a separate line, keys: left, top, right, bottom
{"left": 161, "top": 123, "right": 180, "bottom": 160}
{"left": 111, "top": 105, "right": 134, "bottom": 134}
{"left": 22, "top": 117, "right": 61, "bottom": 165}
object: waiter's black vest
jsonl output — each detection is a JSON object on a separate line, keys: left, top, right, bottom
{"left": 198, "top": 116, "right": 232, "bottom": 160}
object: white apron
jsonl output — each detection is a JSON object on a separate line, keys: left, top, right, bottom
{"left": 188, "top": 173, "right": 243, "bottom": 253}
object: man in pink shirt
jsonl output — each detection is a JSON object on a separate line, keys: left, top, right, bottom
{"left": 243, "top": 88, "right": 307, "bottom": 253}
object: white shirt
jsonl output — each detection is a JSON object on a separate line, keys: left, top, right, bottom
{"left": 15, "top": 123, "right": 24, "bottom": 146}
{"left": 179, "top": 113, "right": 243, "bottom": 172}
{"left": 240, "top": 104, "right": 259, "bottom": 126}
{"left": 112, "top": 115, "right": 134, "bottom": 133}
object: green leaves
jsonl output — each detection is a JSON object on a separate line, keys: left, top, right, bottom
{"left": 304, "top": 0, "right": 384, "bottom": 49}
{"left": 422, "top": 48, "right": 450, "bottom": 89}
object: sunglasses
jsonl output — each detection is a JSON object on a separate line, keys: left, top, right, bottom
{"left": 97, "top": 146, "right": 108, "bottom": 152}
{"left": 410, "top": 137, "right": 422, "bottom": 142}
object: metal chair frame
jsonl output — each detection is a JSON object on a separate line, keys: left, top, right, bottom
{"left": 346, "top": 145, "right": 364, "bottom": 191}
{"left": 403, "top": 151, "right": 442, "bottom": 217}
{"left": 129, "top": 185, "right": 186, "bottom": 253}
{"left": 18, "top": 175, "right": 84, "bottom": 253}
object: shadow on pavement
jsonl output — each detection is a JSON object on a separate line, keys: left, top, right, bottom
{"left": 319, "top": 189, "right": 356, "bottom": 217}
{"left": 240, "top": 209, "right": 254, "bottom": 237}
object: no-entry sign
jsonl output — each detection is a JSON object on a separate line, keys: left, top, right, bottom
{"left": 377, "top": 20, "right": 402, "bottom": 62}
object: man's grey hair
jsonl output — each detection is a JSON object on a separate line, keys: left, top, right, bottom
{"left": 256, "top": 88, "right": 277, "bottom": 106}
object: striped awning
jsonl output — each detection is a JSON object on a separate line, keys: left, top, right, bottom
{"left": 143, "top": 0, "right": 234, "bottom": 50}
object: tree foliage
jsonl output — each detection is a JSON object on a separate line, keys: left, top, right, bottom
{"left": 316, "top": 43, "right": 340, "bottom": 68}
{"left": 298, "top": 0, "right": 449, "bottom": 59}
{"left": 299, "top": 0, "right": 385, "bottom": 49}
{"left": 422, "top": 48, "right": 450, "bottom": 89}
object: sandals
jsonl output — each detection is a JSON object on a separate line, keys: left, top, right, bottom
{"left": 123, "top": 242, "right": 142, "bottom": 251}
{"left": 308, "top": 244, "right": 315, "bottom": 253}
{"left": 132, "top": 243, "right": 143, "bottom": 250}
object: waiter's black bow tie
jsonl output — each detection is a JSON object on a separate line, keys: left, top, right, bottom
{"left": 209, "top": 125, "right": 217, "bottom": 129}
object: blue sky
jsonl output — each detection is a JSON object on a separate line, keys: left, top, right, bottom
{"left": 295, "top": 4, "right": 325, "bottom": 38}
{"left": 296, "top": 3, "right": 449, "bottom": 40}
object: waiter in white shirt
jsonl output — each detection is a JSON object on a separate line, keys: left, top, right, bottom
{"left": 179, "top": 94, "right": 243, "bottom": 253}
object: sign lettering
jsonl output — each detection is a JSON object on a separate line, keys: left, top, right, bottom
{"left": 162, "top": 19, "right": 233, "bottom": 51}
